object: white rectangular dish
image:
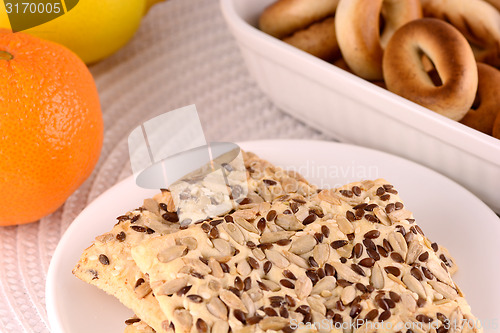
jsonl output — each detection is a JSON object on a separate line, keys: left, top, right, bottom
{"left": 220, "top": 0, "right": 500, "bottom": 214}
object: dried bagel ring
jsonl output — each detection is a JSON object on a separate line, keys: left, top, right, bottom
{"left": 484, "top": 0, "right": 500, "bottom": 12}
{"left": 259, "top": 0, "right": 339, "bottom": 39}
{"left": 383, "top": 19, "right": 478, "bottom": 121}
{"left": 461, "top": 63, "right": 500, "bottom": 138}
{"left": 282, "top": 16, "right": 340, "bottom": 61}
{"left": 335, "top": 0, "right": 421, "bottom": 80}
{"left": 493, "top": 113, "right": 500, "bottom": 139}
{"left": 421, "top": 0, "right": 500, "bottom": 67}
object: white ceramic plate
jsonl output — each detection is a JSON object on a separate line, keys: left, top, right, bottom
{"left": 46, "top": 140, "right": 500, "bottom": 333}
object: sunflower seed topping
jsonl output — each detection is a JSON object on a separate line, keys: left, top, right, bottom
{"left": 265, "top": 249, "right": 290, "bottom": 268}
{"left": 260, "top": 231, "right": 294, "bottom": 243}
{"left": 289, "top": 234, "right": 316, "bottom": 254}
{"left": 388, "top": 231, "right": 408, "bottom": 257}
{"left": 157, "top": 277, "right": 188, "bottom": 296}
{"left": 429, "top": 280, "right": 458, "bottom": 300}
{"left": 337, "top": 216, "right": 355, "bottom": 234}
{"left": 341, "top": 285, "right": 356, "bottom": 305}
{"left": 220, "top": 289, "right": 247, "bottom": 312}
{"left": 313, "top": 243, "right": 330, "bottom": 267}
{"left": 403, "top": 273, "right": 427, "bottom": 298}
{"left": 222, "top": 222, "right": 245, "bottom": 245}
{"left": 311, "top": 276, "right": 336, "bottom": 295}
{"left": 173, "top": 308, "right": 192, "bottom": 329}
{"left": 295, "top": 275, "right": 313, "bottom": 299}
{"left": 157, "top": 245, "right": 188, "bottom": 263}
{"left": 235, "top": 217, "right": 259, "bottom": 234}
{"left": 427, "top": 260, "right": 453, "bottom": 286}
{"left": 406, "top": 239, "right": 423, "bottom": 264}
{"left": 207, "top": 296, "right": 228, "bottom": 319}
{"left": 209, "top": 258, "right": 224, "bottom": 278}
{"left": 276, "top": 214, "right": 304, "bottom": 231}
{"left": 371, "top": 262, "right": 385, "bottom": 289}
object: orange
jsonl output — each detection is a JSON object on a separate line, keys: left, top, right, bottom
{"left": 0, "top": 30, "right": 103, "bottom": 225}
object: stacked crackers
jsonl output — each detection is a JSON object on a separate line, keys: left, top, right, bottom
{"left": 74, "top": 152, "right": 480, "bottom": 333}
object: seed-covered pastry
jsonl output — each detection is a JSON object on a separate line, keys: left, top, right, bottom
{"left": 74, "top": 151, "right": 468, "bottom": 333}
{"left": 73, "top": 190, "right": 178, "bottom": 332}
{"left": 73, "top": 151, "right": 317, "bottom": 332}
{"left": 131, "top": 178, "right": 477, "bottom": 333}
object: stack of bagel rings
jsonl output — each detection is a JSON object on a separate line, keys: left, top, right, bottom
{"left": 259, "top": 0, "right": 500, "bottom": 139}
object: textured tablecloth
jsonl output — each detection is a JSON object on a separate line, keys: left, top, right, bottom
{"left": 0, "top": 0, "right": 333, "bottom": 332}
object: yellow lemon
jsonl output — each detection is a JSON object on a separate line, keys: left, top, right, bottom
{"left": 0, "top": 0, "right": 164, "bottom": 64}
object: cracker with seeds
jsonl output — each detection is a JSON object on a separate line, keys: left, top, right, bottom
{"left": 73, "top": 191, "right": 179, "bottom": 332}
{"left": 73, "top": 151, "right": 317, "bottom": 332}
{"left": 131, "top": 178, "right": 477, "bottom": 333}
